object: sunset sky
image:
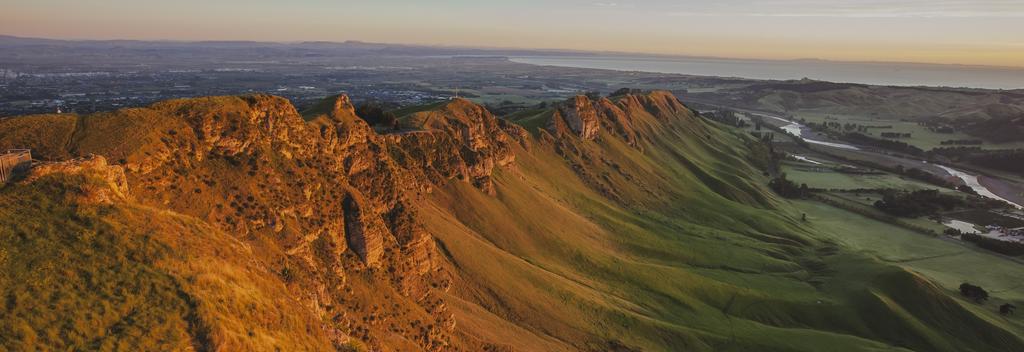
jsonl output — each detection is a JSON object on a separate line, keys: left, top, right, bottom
{"left": 2, "top": 0, "right": 1022, "bottom": 67}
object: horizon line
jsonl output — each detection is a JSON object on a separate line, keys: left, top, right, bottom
{"left": 4, "top": 33, "right": 1024, "bottom": 72}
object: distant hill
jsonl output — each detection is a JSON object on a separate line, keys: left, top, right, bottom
{"left": 0, "top": 34, "right": 593, "bottom": 57}
{"left": 1, "top": 91, "right": 1022, "bottom": 351}
{"left": 692, "top": 79, "right": 1024, "bottom": 142}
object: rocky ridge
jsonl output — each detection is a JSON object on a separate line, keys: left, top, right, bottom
{"left": 3, "top": 93, "right": 534, "bottom": 351}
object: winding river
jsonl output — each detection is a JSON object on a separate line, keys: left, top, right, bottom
{"left": 750, "top": 111, "right": 1024, "bottom": 209}
{"left": 749, "top": 112, "right": 861, "bottom": 151}
{"left": 935, "top": 165, "right": 1023, "bottom": 209}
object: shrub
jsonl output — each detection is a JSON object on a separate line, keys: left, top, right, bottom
{"left": 959, "top": 283, "right": 989, "bottom": 303}
{"left": 768, "top": 174, "right": 807, "bottom": 199}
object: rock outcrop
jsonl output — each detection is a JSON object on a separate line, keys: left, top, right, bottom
{"left": 2, "top": 93, "right": 528, "bottom": 351}
{"left": 24, "top": 155, "right": 130, "bottom": 204}
{"left": 550, "top": 95, "right": 601, "bottom": 140}
{"left": 342, "top": 191, "right": 386, "bottom": 266}
{"left": 388, "top": 98, "right": 526, "bottom": 195}
{"left": 546, "top": 91, "right": 693, "bottom": 146}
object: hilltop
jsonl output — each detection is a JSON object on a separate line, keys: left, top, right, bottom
{"left": 1, "top": 91, "right": 1022, "bottom": 351}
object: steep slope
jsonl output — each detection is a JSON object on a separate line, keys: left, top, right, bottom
{"left": 0, "top": 156, "right": 334, "bottom": 351}
{"left": 1, "top": 91, "right": 1022, "bottom": 351}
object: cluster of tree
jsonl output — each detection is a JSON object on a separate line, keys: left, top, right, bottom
{"left": 959, "top": 283, "right": 989, "bottom": 303}
{"left": 944, "top": 228, "right": 964, "bottom": 237}
{"left": 751, "top": 117, "right": 810, "bottom": 148}
{"left": 873, "top": 190, "right": 965, "bottom": 217}
{"left": 956, "top": 269, "right": 1020, "bottom": 316}
{"left": 750, "top": 131, "right": 775, "bottom": 142}
{"left": 1001, "top": 303, "right": 1017, "bottom": 316}
{"left": 355, "top": 101, "right": 399, "bottom": 130}
{"left": 893, "top": 165, "right": 955, "bottom": 189}
{"left": 744, "top": 138, "right": 774, "bottom": 173}
{"left": 929, "top": 148, "right": 1024, "bottom": 177}
{"left": 879, "top": 132, "right": 912, "bottom": 139}
{"left": 703, "top": 109, "right": 748, "bottom": 128}
{"left": 808, "top": 121, "right": 893, "bottom": 134}
{"left": 841, "top": 133, "right": 924, "bottom": 156}
{"left": 939, "top": 139, "right": 983, "bottom": 146}
{"left": 809, "top": 121, "right": 847, "bottom": 131}
{"left": 956, "top": 185, "right": 979, "bottom": 195}
{"left": 969, "top": 150, "right": 1024, "bottom": 175}
{"left": 768, "top": 174, "right": 809, "bottom": 198}
{"left": 921, "top": 122, "right": 956, "bottom": 134}
{"left": 875, "top": 189, "right": 1008, "bottom": 217}
{"left": 961, "top": 232, "right": 1024, "bottom": 256}
{"left": 930, "top": 146, "right": 984, "bottom": 158}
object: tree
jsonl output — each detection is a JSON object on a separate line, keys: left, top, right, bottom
{"left": 355, "top": 101, "right": 396, "bottom": 127}
{"left": 1000, "top": 303, "right": 1016, "bottom": 315}
{"left": 768, "top": 174, "right": 804, "bottom": 199}
{"left": 960, "top": 283, "right": 989, "bottom": 303}
{"left": 380, "top": 111, "right": 397, "bottom": 128}
{"left": 956, "top": 185, "right": 978, "bottom": 195}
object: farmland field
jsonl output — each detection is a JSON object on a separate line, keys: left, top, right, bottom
{"left": 794, "top": 111, "right": 1024, "bottom": 151}
{"left": 780, "top": 160, "right": 938, "bottom": 191}
{"left": 795, "top": 200, "right": 1024, "bottom": 303}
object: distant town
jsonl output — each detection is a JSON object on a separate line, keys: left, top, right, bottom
{"left": 0, "top": 37, "right": 723, "bottom": 117}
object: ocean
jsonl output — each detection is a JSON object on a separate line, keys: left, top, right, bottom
{"left": 509, "top": 55, "right": 1024, "bottom": 90}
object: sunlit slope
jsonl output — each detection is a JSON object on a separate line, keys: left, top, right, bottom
{"left": 423, "top": 93, "right": 1024, "bottom": 351}
{"left": 0, "top": 159, "right": 333, "bottom": 351}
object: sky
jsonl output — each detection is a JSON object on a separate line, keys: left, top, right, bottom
{"left": 2, "top": 0, "right": 1023, "bottom": 67}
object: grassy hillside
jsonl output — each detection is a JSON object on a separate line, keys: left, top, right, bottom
{"left": 0, "top": 165, "right": 334, "bottom": 351}
{"left": 419, "top": 94, "right": 1024, "bottom": 351}
{"left": 0, "top": 91, "right": 1022, "bottom": 351}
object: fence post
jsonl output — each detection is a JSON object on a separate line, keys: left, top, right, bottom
{"left": 1, "top": 154, "right": 9, "bottom": 184}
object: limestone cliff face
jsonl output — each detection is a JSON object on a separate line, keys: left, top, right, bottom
{"left": 618, "top": 90, "right": 690, "bottom": 119}
{"left": 3, "top": 93, "right": 535, "bottom": 351}
{"left": 545, "top": 90, "right": 698, "bottom": 145}
{"left": 538, "top": 91, "right": 707, "bottom": 202}
{"left": 550, "top": 95, "right": 601, "bottom": 140}
{"left": 388, "top": 98, "right": 527, "bottom": 195}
